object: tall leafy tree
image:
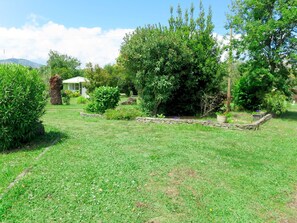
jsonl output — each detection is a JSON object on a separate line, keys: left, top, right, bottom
{"left": 47, "top": 50, "right": 82, "bottom": 80}
{"left": 84, "top": 63, "right": 110, "bottom": 94}
{"left": 228, "top": 0, "right": 297, "bottom": 109}
{"left": 121, "top": 27, "right": 192, "bottom": 114}
{"left": 104, "top": 63, "right": 136, "bottom": 96}
{"left": 120, "top": 2, "right": 225, "bottom": 115}
{"left": 166, "top": 2, "right": 224, "bottom": 115}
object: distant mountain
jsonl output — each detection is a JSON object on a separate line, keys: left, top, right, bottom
{"left": 0, "top": 58, "right": 43, "bottom": 68}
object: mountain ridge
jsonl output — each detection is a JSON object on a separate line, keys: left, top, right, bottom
{"left": 0, "top": 58, "right": 43, "bottom": 68}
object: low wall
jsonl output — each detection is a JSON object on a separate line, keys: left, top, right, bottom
{"left": 80, "top": 112, "right": 102, "bottom": 118}
{"left": 136, "top": 114, "right": 272, "bottom": 130}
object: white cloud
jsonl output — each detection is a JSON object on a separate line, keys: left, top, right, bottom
{"left": 214, "top": 32, "right": 241, "bottom": 62}
{"left": 0, "top": 21, "right": 133, "bottom": 67}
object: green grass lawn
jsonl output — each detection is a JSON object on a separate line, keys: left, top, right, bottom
{"left": 1, "top": 100, "right": 297, "bottom": 222}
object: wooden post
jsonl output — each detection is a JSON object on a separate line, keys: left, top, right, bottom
{"left": 226, "top": 27, "right": 233, "bottom": 112}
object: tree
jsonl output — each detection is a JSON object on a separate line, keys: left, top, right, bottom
{"left": 104, "top": 62, "right": 137, "bottom": 96}
{"left": 84, "top": 63, "right": 110, "bottom": 94}
{"left": 121, "top": 27, "right": 192, "bottom": 115}
{"left": 47, "top": 50, "right": 82, "bottom": 80}
{"left": 120, "top": 2, "right": 225, "bottom": 115}
{"left": 228, "top": 0, "right": 297, "bottom": 109}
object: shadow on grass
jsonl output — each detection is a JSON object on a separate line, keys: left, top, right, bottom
{"left": 1, "top": 131, "right": 68, "bottom": 155}
{"left": 279, "top": 110, "right": 297, "bottom": 122}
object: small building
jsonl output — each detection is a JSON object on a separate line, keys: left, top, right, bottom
{"left": 63, "top": 76, "right": 89, "bottom": 98}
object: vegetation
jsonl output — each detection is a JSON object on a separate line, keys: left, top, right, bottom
{"left": 63, "top": 90, "right": 80, "bottom": 98}
{"left": 263, "top": 91, "right": 289, "bottom": 115}
{"left": 61, "top": 90, "right": 71, "bottom": 105}
{"left": 228, "top": 0, "right": 297, "bottom": 110}
{"left": 105, "top": 106, "right": 144, "bottom": 120}
{"left": 46, "top": 50, "right": 82, "bottom": 80}
{"left": 233, "top": 66, "right": 274, "bottom": 110}
{"left": 120, "top": 3, "right": 225, "bottom": 116}
{"left": 1, "top": 1, "right": 297, "bottom": 222}
{"left": 86, "top": 86, "right": 120, "bottom": 114}
{"left": 0, "top": 64, "right": 46, "bottom": 151}
{"left": 84, "top": 63, "right": 110, "bottom": 93}
{"left": 1, "top": 101, "right": 296, "bottom": 222}
{"left": 84, "top": 62, "right": 136, "bottom": 96}
{"left": 76, "top": 96, "right": 88, "bottom": 104}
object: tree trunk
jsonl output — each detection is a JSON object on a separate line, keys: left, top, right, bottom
{"left": 50, "top": 75, "right": 63, "bottom": 105}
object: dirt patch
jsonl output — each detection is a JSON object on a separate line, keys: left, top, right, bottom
{"left": 289, "top": 187, "right": 297, "bottom": 210}
{"left": 168, "top": 168, "right": 197, "bottom": 185}
{"left": 165, "top": 187, "right": 180, "bottom": 198}
{"left": 165, "top": 168, "right": 198, "bottom": 201}
{"left": 145, "top": 219, "right": 161, "bottom": 223}
{"left": 280, "top": 186, "right": 297, "bottom": 223}
{"left": 136, "top": 201, "right": 149, "bottom": 209}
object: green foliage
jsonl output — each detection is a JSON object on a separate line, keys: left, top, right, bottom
{"left": 122, "top": 27, "right": 192, "bottom": 115}
{"left": 63, "top": 90, "right": 80, "bottom": 98}
{"left": 104, "top": 106, "right": 144, "bottom": 120}
{"left": 71, "top": 91, "right": 81, "bottom": 97}
{"left": 38, "top": 65, "right": 51, "bottom": 88}
{"left": 47, "top": 50, "right": 82, "bottom": 80}
{"left": 61, "top": 90, "right": 71, "bottom": 105}
{"left": 227, "top": 0, "right": 297, "bottom": 101}
{"left": 84, "top": 62, "right": 136, "bottom": 96}
{"left": 84, "top": 63, "right": 110, "bottom": 94}
{"left": 0, "top": 64, "right": 46, "bottom": 151}
{"left": 233, "top": 65, "right": 274, "bottom": 110}
{"left": 263, "top": 91, "right": 289, "bottom": 115}
{"left": 156, "top": 114, "right": 166, "bottom": 119}
{"left": 104, "top": 63, "right": 137, "bottom": 96}
{"left": 120, "top": 3, "right": 225, "bottom": 115}
{"left": 86, "top": 86, "right": 120, "bottom": 114}
{"left": 77, "top": 96, "right": 88, "bottom": 104}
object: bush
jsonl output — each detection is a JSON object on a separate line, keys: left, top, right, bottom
{"left": 61, "top": 90, "right": 71, "bottom": 105}
{"left": 263, "top": 91, "right": 289, "bottom": 115}
{"left": 77, "top": 96, "right": 88, "bottom": 104}
{"left": 0, "top": 64, "right": 46, "bottom": 151}
{"left": 86, "top": 86, "right": 120, "bottom": 114}
{"left": 72, "top": 91, "right": 81, "bottom": 97}
{"left": 64, "top": 90, "right": 80, "bottom": 98}
{"left": 105, "top": 106, "right": 143, "bottom": 120}
{"left": 120, "top": 4, "right": 224, "bottom": 116}
{"left": 233, "top": 67, "right": 274, "bottom": 111}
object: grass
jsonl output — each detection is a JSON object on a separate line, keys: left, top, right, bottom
{"left": 1, "top": 99, "right": 297, "bottom": 222}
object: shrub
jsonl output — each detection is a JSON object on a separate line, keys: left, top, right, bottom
{"left": 105, "top": 106, "right": 143, "bottom": 120}
{"left": 263, "top": 91, "right": 289, "bottom": 115}
{"left": 0, "top": 64, "right": 46, "bottom": 151}
{"left": 86, "top": 86, "right": 120, "bottom": 114}
{"left": 61, "top": 90, "right": 71, "bottom": 105}
{"left": 64, "top": 90, "right": 80, "bottom": 98}
{"left": 120, "top": 4, "right": 224, "bottom": 116}
{"left": 72, "top": 91, "right": 81, "bottom": 97}
{"left": 77, "top": 96, "right": 88, "bottom": 104}
{"left": 233, "top": 67, "right": 274, "bottom": 111}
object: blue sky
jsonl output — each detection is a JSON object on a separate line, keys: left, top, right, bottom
{"left": 0, "top": 0, "right": 231, "bottom": 65}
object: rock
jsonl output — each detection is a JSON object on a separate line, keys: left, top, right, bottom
{"left": 121, "top": 97, "right": 137, "bottom": 105}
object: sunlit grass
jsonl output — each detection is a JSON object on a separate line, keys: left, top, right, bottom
{"left": 1, "top": 101, "right": 296, "bottom": 222}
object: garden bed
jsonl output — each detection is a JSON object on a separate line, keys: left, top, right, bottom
{"left": 136, "top": 114, "right": 272, "bottom": 130}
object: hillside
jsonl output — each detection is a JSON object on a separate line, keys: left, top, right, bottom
{"left": 0, "top": 58, "right": 43, "bottom": 68}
